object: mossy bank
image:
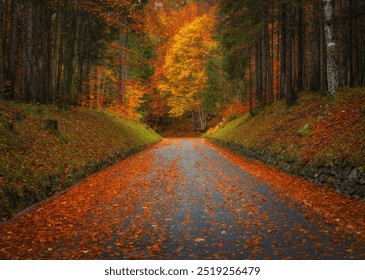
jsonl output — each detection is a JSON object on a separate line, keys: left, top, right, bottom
{"left": 205, "top": 88, "right": 365, "bottom": 198}
{"left": 0, "top": 101, "right": 161, "bottom": 219}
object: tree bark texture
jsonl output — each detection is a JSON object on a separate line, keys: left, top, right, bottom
{"left": 323, "top": 0, "right": 339, "bottom": 96}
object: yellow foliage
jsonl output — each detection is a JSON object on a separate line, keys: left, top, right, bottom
{"left": 160, "top": 11, "right": 217, "bottom": 117}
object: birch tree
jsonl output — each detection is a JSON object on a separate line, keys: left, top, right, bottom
{"left": 323, "top": 0, "right": 339, "bottom": 95}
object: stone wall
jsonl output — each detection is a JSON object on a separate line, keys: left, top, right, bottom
{"left": 207, "top": 138, "right": 365, "bottom": 198}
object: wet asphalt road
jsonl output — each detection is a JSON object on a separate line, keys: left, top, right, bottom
{"left": 1, "top": 138, "right": 365, "bottom": 259}
{"left": 81, "top": 138, "right": 364, "bottom": 259}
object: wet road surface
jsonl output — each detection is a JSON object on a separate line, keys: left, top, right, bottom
{"left": 1, "top": 138, "right": 365, "bottom": 259}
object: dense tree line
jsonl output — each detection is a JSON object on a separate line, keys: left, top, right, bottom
{"left": 217, "top": 0, "right": 365, "bottom": 111}
{"left": 0, "top": 0, "right": 143, "bottom": 107}
{"left": 1, "top": 0, "right": 364, "bottom": 126}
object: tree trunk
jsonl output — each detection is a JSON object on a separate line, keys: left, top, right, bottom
{"left": 97, "top": 65, "right": 102, "bottom": 106}
{"left": 0, "top": 0, "right": 3, "bottom": 98}
{"left": 119, "top": 28, "right": 127, "bottom": 103}
{"left": 6, "top": 0, "right": 18, "bottom": 100}
{"left": 311, "top": 0, "right": 321, "bottom": 91}
{"left": 70, "top": 15, "right": 80, "bottom": 105}
{"left": 191, "top": 110, "right": 197, "bottom": 131}
{"left": 23, "top": 1, "right": 34, "bottom": 102}
{"left": 320, "top": 1, "right": 326, "bottom": 96}
{"left": 263, "top": 9, "right": 272, "bottom": 104}
{"left": 286, "top": 6, "right": 296, "bottom": 105}
{"left": 249, "top": 62, "right": 254, "bottom": 116}
{"left": 323, "top": 0, "right": 339, "bottom": 95}
{"left": 198, "top": 107, "right": 207, "bottom": 132}
{"left": 297, "top": 2, "right": 304, "bottom": 92}
{"left": 52, "top": 0, "right": 61, "bottom": 104}
{"left": 33, "top": 3, "right": 40, "bottom": 102}
{"left": 351, "top": 0, "right": 359, "bottom": 86}
{"left": 77, "top": 23, "right": 86, "bottom": 96}
{"left": 255, "top": 40, "right": 263, "bottom": 106}
{"left": 57, "top": 35, "right": 63, "bottom": 106}
{"left": 40, "top": 4, "right": 52, "bottom": 103}
{"left": 279, "top": 3, "right": 287, "bottom": 100}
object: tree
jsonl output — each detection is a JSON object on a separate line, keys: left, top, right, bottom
{"left": 323, "top": 0, "right": 339, "bottom": 95}
{"left": 159, "top": 12, "right": 217, "bottom": 131}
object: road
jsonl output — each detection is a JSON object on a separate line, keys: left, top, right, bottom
{"left": 1, "top": 138, "right": 364, "bottom": 259}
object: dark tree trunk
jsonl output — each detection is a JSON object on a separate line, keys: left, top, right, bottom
{"left": 192, "top": 110, "right": 197, "bottom": 131}
{"left": 0, "top": 0, "right": 3, "bottom": 98}
{"left": 23, "top": 1, "right": 34, "bottom": 102}
{"left": 263, "top": 9, "right": 272, "bottom": 104}
{"left": 311, "top": 0, "right": 321, "bottom": 91}
{"left": 52, "top": 0, "right": 62, "bottom": 104}
{"left": 119, "top": 28, "right": 127, "bottom": 103}
{"left": 279, "top": 3, "right": 287, "bottom": 100}
{"left": 319, "top": 2, "right": 326, "bottom": 96}
{"left": 249, "top": 62, "right": 254, "bottom": 116}
{"left": 255, "top": 40, "right": 263, "bottom": 106}
{"left": 286, "top": 6, "right": 296, "bottom": 106}
{"left": 6, "top": 0, "right": 18, "bottom": 100}
{"left": 297, "top": 2, "right": 304, "bottom": 92}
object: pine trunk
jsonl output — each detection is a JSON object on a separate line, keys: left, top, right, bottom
{"left": 311, "top": 0, "right": 321, "bottom": 91}
{"left": 0, "top": 0, "right": 4, "bottom": 98}
{"left": 286, "top": 6, "right": 295, "bottom": 105}
{"left": 70, "top": 15, "right": 81, "bottom": 105}
{"left": 279, "top": 3, "right": 287, "bottom": 100}
{"left": 52, "top": 0, "right": 61, "bottom": 104}
{"left": 23, "top": 1, "right": 34, "bottom": 102}
{"left": 297, "top": 2, "right": 304, "bottom": 92}
{"left": 255, "top": 40, "right": 263, "bottom": 106}
{"left": 263, "top": 10, "right": 272, "bottom": 104}
{"left": 7, "top": 0, "right": 18, "bottom": 100}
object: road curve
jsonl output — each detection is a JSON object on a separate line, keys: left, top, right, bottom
{"left": 1, "top": 138, "right": 364, "bottom": 259}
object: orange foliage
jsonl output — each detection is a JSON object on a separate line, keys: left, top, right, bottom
{"left": 221, "top": 103, "right": 250, "bottom": 119}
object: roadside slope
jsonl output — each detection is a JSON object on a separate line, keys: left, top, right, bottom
{"left": 204, "top": 88, "right": 365, "bottom": 197}
{"left": 0, "top": 101, "right": 161, "bottom": 219}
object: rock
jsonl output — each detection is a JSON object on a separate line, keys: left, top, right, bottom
{"left": 348, "top": 168, "right": 358, "bottom": 182}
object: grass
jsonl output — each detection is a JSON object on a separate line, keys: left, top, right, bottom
{"left": 205, "top": 87, "right": 365, "bottom": 165}
{"left": 0, "top": 101, "right": 161, "bottom": 218}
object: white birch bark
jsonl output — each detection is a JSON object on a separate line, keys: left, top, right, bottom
{"left": 323, "top": 0, "right": 339, "bottom": 95}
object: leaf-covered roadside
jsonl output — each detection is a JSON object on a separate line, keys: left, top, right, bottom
{"left": 0, "top": 101, "right": 161, "bottom": 218}
{"left": 206, "top": 88, "right": 365, "bottom": 164}
{"left": 202, "top": 140, "right": 365, "bottom": 240}
{"left": 0, "top": 143, "right": 159, "bottom": 259}
{"left": 1, "top": 139, "right": 364, "bottom": 260}
{"left": 205, "top": 88, "right": 365, "bottom": 196}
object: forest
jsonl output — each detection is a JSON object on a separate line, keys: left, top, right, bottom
{"left": 0, "top": 0, "right": 363, "bottom": 131}
{"left": 1, "top": 0, "right": 365, "bottom": 263}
